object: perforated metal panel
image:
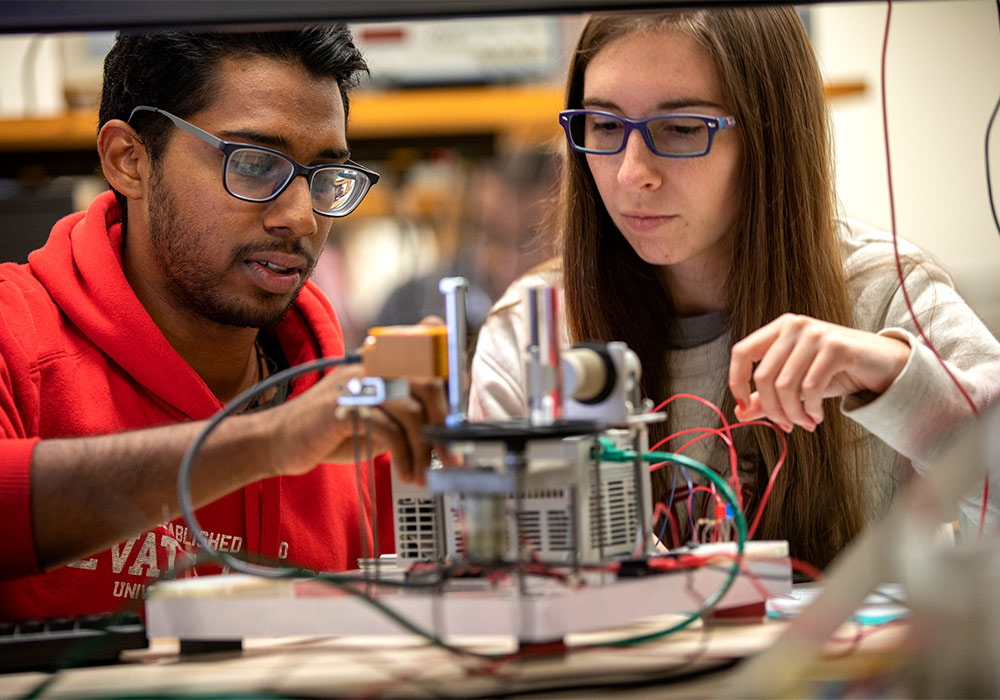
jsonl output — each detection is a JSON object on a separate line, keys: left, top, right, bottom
{"left": 392, "top": 434, "right": 649, "bottom": 565}
{"left": 588, "top": 463, "right": 639, "bottom": 553}
{"left": 394, "top": 496, "right": 440, "bottom": 562}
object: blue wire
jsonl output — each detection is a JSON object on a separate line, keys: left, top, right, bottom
{"left": 656, "top": 466, "right": 681, "bottom": 546}
{"left": 678, "top": 467, "right": 696, "bottom": 542}
{"left": 666, "top": 464, "right": 680, "bottom": 511}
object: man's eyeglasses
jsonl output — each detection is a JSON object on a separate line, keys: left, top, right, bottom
{"left": 559, "top": 109, "right": 737, "bottom": 158}
{"left": 128, "top": 106, "right": 379, "bottom": 218}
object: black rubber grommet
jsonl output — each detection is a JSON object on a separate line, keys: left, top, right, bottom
{"left": 571, "top": 341, "right": 617, "bottom": 405}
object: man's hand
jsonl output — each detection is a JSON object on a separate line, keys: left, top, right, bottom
{"left": 271, "top": 362, "right": 449, "bottom": 486}
{"left": 30, "top": 358, "right": 450, "bottom": 571}
{"left": 729, "top": 314, "right": 910, "bottom": 432}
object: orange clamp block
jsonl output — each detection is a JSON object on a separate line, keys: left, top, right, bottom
{"left": 361, "top": 325, "right": 449, "bottom": 379}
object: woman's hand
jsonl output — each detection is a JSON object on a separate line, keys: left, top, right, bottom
{"left": 728, "top": 314, "right": 910, "bottom": 432}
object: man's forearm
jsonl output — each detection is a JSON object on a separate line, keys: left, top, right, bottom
{"left": 30, "top": 410, "right": 280, "bottom": 572}
{"left": 26, "top": 366, "right": 444, "bottom": 572}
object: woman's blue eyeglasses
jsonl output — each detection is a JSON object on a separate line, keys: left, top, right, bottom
{"left": 128, "top": 105, "right": 379, "bottom": 218}
{"left": 559, "top": 109, "right": 737, "bottom": 158}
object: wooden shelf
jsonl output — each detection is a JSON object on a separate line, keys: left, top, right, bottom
{"left": 349, "top": 84, "right": 564, "bottom": 144}
{"left": 0, "top": 108, "right": 99, "bottom": 152}
{"left": 0, "top": 81, "right": 866, "bottom": 153}
{"left": 0, "top": 85, "right": 566, "bottom": 153}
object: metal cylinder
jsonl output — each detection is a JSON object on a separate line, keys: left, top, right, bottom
{"left": 524, "top": 285, "right": 562, "bottom": 425}
{"left": 439, "top": 277, "right": 469, "bottom": 426}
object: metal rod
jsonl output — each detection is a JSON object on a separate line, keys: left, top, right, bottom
{"left": 363, "top": 411, "right": 381, "bottom": 566}
{"left": 633, "top": 422, "right": 654, "bottom": 555}
{"left": 350, "top": 409, "right": 371, "bottom": 569}
{"left": 508, "top": 448, "right": 528, "bottom": 598}
{"left": 439, "top": 277, "right": 469, "bottom": 426}
{"left": 524, "top": 285, "right": 562, "bottom": 426}
{"left": 633, "top": 449, "right": 649, "bottom": 555}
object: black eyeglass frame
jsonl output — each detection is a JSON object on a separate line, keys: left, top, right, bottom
{"left": 127, "top": 105, "right": 380, "bottom": 218}
{"left": 558, "top": 108, "right": 738, "bottom": 158}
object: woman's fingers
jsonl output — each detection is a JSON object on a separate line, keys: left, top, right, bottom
{"left": 730, "top": 314, "right": 910, "bottom": 432}
{"left": 742, "top": 319, "right": 808, "bottom": 430}
{"left": 729, "top": 319, "right": 780, "bottom": 411}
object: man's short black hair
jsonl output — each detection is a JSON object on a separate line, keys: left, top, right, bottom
{"left": 99, "top": 26, "right": 369, "bottom": 223}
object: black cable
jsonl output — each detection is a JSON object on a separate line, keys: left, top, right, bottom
{"left": 178, "top": 368, "right": 609, "bottom": 658}
{"left": 175, "top": 353, "right": 514, "bottom": 661}
{"left": 987, "top": 0, "right": 1000, "bottom": 238}
{"left": 177, "top": 360, "right": 754, "bottom": 665}
{"left": 178, "top": 353, "right": 361, "bottom": 578}
{"left": 179, "top": 369, "right": 611, "bottom": 593}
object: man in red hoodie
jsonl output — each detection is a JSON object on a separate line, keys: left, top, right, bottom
{"left": 0, "top": 27, "right": 447, "bottom": 620}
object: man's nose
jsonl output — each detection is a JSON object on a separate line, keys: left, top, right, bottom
{"left": 263, "top": 175, "right": 319, "bottom": 238}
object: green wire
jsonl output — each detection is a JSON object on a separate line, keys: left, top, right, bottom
{"left": 322, "top": 443, "right": 750, "bottom": 653}
{"left": 313, "top": 442, "right": 750, "bottom": 654}
{"left": 180, "top": 400, "right": 749, "bottom": 659}
{"left": 592, "top": 439, "right": 748, "bottom": 646}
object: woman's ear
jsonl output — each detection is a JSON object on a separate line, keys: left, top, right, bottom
{"left": 97, "top": 119, "right": 149, "bottom": 201}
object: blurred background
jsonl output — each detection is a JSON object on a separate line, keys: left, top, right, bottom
{"left": 0, "top": 1, "right": 997, "bottom": 350}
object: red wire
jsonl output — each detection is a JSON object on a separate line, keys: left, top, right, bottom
{"left": 670, "top": 427, "right": 731, "bottom": 454}
{"left": 689, "top": 485, "right": 723, "bottom": 543}
{"left": 825, "top": 618, "right": 908, "bottom": 659}
{"left": 787, "top": 555, "right": 824, "bottom": 583}
{"left": 648, "top": 460, "right": 667, "bottom": 473}
{"left": 646, "top": 479, "right": 709, "bottom": 545}
{"left": 653, "top": 394, "right": 742, "bottom": 507}
{"left": 703, "top": 552, "right": 823, "bottom": 581}
{"left": 657, "top": 420, "right": 788, "bottom": 540}
{"left": 653, "top": 425, "right": 742, "bottom": 505}
{"left": 652, "top": 501, "right": 681, "bottom": 549}
{"left": 739, "top": 422, "right": 789, "bottom": 540}
{"left": 695, "top": 552, "right": 824, "bottom": 606}
{"left": 670, "top": 425, "right": 744, "bottom": 534}
{"left": 881, "top": 0, "right": 986, "bottom": 538}
{"left": 690, "top": 484, "right": 722, "bottom": 506}
{"left": 687, "top": 484, "right": 728, "bottom": 543}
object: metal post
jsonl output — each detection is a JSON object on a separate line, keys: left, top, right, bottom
{"left": 439, "top": 277, "right": 469, "bottom": 426}
{"left": 524, "top": 285, "right": 562, "bottom": 426}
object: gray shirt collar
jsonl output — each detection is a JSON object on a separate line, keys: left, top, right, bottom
{"left": 666, "top": 309, "right": 728, "bottom": 349}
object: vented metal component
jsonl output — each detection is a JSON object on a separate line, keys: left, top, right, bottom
{"left": 588, "top": 463, "right": 639, "bottom": 551}
{"left": 395, "top": 497, "right": 440, "bottom": 561}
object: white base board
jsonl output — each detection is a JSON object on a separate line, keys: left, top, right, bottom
{"left": 146, "top": 542, "right": 791, "bottom": 644}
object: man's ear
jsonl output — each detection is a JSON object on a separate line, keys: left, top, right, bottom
{"left": 97, "top": 119, "right": 149, "bottom": 201}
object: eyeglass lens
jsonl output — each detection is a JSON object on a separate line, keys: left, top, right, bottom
{"left": 311, "top": 168, "right": 368, "bottom": 216}
{"left": 568, "top": 113, "right": 712, "bottom": 155}
{"left": 224, "top": 148, "right": 369, "bottom": 216}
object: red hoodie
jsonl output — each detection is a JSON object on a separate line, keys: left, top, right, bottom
{"left": 0, "top": 191, "right": 393, "bottom": 621}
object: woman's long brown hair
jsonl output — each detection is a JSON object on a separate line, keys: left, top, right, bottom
{"left": 558, "top": 8, "right": 866, "bottom": 568}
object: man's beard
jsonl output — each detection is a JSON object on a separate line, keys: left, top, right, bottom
{"left": 146, "top": 174, "right": 316, "bottom": 329}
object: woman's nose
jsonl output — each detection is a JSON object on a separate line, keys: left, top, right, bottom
{"left": 617, "top": 129, "right": 663, "bottom": 190}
